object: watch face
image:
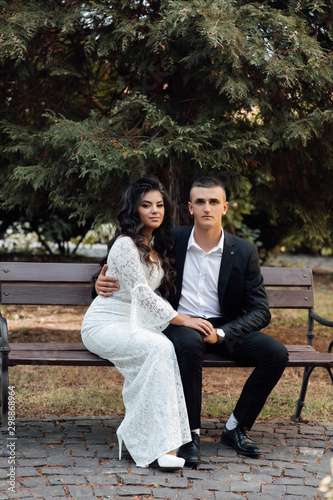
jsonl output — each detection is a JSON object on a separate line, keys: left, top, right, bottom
{"left": 216, "top": 328, "right": 225, "bottom": 338}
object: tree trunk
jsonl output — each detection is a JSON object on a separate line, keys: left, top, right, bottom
{"left": 168, "top": 156, "right": 192, "bottom": 227}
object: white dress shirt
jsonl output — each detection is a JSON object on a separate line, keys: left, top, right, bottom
{"left": 177, "top": 228, "right": 224, "bottom": 318}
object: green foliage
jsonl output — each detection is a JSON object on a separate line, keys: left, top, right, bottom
{"left": 0, "top": 0, "right": 332, "bottom": 250}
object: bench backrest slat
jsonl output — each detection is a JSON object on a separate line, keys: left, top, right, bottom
{"left": 1, "top": 285, "right": 315, "bottom": 308}
{"left": 0, "top": 263, "right": 101, "bottom": 283}
{"left": 1, "top": 285, "right": 93, "bottom": 305}
{"left": 261, "top": 266, "right": 312, "bottom": 286}
{"left": 266, "top": 289, "right": 314, "bottom": 309}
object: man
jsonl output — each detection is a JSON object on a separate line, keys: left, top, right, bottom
{"left": 95, "top": 176, "right": 288, "bottom": 464}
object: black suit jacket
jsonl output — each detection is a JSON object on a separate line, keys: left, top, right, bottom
{"left": 167, "top": 226, "right": 271, "bottom": 353}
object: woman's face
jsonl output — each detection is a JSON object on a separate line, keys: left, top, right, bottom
{"left": 137, "top": 190, "right": 165, "bottom": 236}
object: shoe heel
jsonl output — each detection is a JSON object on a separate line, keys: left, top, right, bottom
{"left": 117, "top": 432, "right": 123, "bottom": 460}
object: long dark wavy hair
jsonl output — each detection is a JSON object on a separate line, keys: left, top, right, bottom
{"left": 101, "top": 175, "right": 176, "bottom": 296}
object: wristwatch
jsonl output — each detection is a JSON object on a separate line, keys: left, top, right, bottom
{"left": 215, "top": 328, "right": 225, "bottom": 344}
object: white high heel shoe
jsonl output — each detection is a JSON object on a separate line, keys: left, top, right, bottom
{"left": 157, "top": 454, "right": 185, "bottom": 471}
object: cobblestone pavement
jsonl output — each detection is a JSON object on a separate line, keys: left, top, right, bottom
{"left": 0, "top": 416, "right": 332, "bottom": 500}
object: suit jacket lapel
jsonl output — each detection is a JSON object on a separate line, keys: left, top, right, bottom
{"left": 218, "top": 231, "right": 236, "bottom": 304}
{"left": 173, "top": 226, "right": 192, "bottom": 306}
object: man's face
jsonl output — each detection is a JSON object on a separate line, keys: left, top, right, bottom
{"left": 188, "top": 186, "right": 229, "bottom": 230}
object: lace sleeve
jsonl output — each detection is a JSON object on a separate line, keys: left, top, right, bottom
{"left": 108, "top": 237, "right": 177, "bottom": 332}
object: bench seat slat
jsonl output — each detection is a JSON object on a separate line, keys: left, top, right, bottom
{"left": 8, "top": 342, "right": 317, "bottom": 352}
{"left": 8, "top": 343, "right": 333, "bottom": 368}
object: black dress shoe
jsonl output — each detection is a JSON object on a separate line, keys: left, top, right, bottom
{"left": 177, "top": 432, "right": 201, "bottom": 465}
{"left": 221, "top": 424, "right": 261, "bottom": 457}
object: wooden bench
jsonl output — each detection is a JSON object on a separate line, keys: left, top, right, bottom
{"left": 0, "top": 262, "right": 332, "bottom": 457}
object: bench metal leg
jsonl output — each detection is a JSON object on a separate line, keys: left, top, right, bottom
{"left": 291, "top": 366, "right": 314, "bottom": 422}
{"left": 328, "top": 341, "right": 333, "bottom": 384}
{"left": 292, "top": 363, "right": 333, "bottom": 422}
{"left": 0, "top": 317, "right": 10, "bottom": 456}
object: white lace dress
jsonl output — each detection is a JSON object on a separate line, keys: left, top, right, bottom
{"left": 81, "top": 236, "right": 191, "bottom": 467}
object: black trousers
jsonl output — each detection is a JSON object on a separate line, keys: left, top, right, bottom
{"left": 163, "top": 320, "right": 288, "bottom": 430}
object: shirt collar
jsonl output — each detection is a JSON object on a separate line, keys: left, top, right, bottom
{"left": 187, "top": 227, "right": 224, "bottom": 254}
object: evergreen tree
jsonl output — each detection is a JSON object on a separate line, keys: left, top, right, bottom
{"left": 1, "top": 0, "right": 332, "bottom": 251}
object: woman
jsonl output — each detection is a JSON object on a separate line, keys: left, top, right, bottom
{"left": 81, "top": 175, "right": 215, "bottom": 470}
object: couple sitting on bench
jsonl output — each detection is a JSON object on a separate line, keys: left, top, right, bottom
{"left": 81, "top": 175, "right": 288, "bottom": 471}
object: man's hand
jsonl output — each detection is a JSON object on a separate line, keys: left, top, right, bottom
{"left": 203, "top": 329, "right": 219, "bottom": 344}
{"left": 95, "top": 265, "right": 119, "bottom": 297}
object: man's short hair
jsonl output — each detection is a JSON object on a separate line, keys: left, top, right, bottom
{"left": 189, "top": 176, "right": 228, "bottom": 201}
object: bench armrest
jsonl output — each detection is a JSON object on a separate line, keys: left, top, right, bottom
{"left": 310, "top": 310, "right": 333, "bottom": 328}
{"left": 0, "top": 315, "right": 10, "bottom": 353}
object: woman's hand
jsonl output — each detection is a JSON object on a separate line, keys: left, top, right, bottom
{"left": 95, "top": 265, "right": 119, "bottom": 296}
{"left": 171, "top": 315, "right": 218, "bottom": 342}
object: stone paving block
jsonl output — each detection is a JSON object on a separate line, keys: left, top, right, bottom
{"left": 37, "top": 438, "right": 62, "bottom": 445}
{"left": 142, "top": 475, "right": 166, "bottom": 487}
{"left": 177, "top": 487, "right": 216, "bottom": 499}
{"left": 40, "top": 467, "right": 73, "bottom": 476}
{"left": 261, "top": 483, "right": 287, "bottom": 496}
{"left": 243, "top": 473, "right": 273, "bottom": 483}
{"left": 93, "top": 485, "right": 118, "bottom": 497}
{"left": 274, "top": 477, "right": 304, "bottom": 485}
{"left": 20, "top": 478, "right": 47, "bottom": 488}
{"left": 225, "top": 463, "right": 250, "bottom": 473}
{"left": 247, "top": 494, "right": 282, "bottom": 500}
{"left": 86, "top": 475, "right": 118, "bottom": 486}
{"left": 0, "top": 480, "right": 10, "bottom": 490}
{"left": 209, "top": 470, "right": 242, "bottom": 482}
{"left": 29, "top": 485, "right": 67, "bottom": 497}
{"left": 152, "top": 487, "right": 179, "bottom": 498}
{"left": 44, "top": 448, "right": 71, "bottom": 457}
{"left": 306, "top": 476, "right": 323, "bottom": 487}
{"left": 7, "top": 495, "right": 38, "bottom": 500}
{"left": 215, "top": 493, "right": 244, "bottom": 499}
{"left": 72, "top": 457, "right": 100, "bottom": 467}
{"left": 299, "top": 446, "right": 324, "bottom": 458}
{"left": 15, "top": 467, "right": 40, "bottom": 478}
{"left": 286, "top": 484, "right": 319, "bottom": 496}
{"left": 274, "top": 460, "right": 302, "bottom": 468}
{"left": 118, "top": 474, "right": 142, "bottom": 486}
{"left": 230, "top": 481, "right": 261, "bottom": 493}
{"left": 284, "top": 496, "right": 317, "bottom": 500}
{"left": 69, "top": 445, "right": 95, "bottom": 457}
{"left": 48, "top": 475, "right": 87, "bottom": 485}
{"left": 115, "top": 485, "right": 150, "bottom": 496}
{"left": 283, "top": 467, "right": 309, "bottom": 477}
{"left": 67, "top": 484, "right": 95, "bottom": 498}
{"left": 86, "top": 445, "right": 112, "bottom": 456}
{"left": 0, "top": 469, "right": 11, "bottom": 480}
{"left": 16, "top": 460, "right": 47, "bottom": 468}
{"left": 46, "top": 457, "right": 74, "bottom": 467}
{"left": 18, "top": 449, "right": 47, "bottom": 460}
{"left": 100, "top": 467, "right": 130, "bottom": 475}
{"left": 71, "top": 466, "right": 101, "bottom": 476}
{"left": 251, "top": 466, "right": 282, "bottom": 476}
{"left": 182, "top": 469, "right": 210, "bottom": 480}
{"left": 166, "top": 476, "right": 188, "bottom": 488}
